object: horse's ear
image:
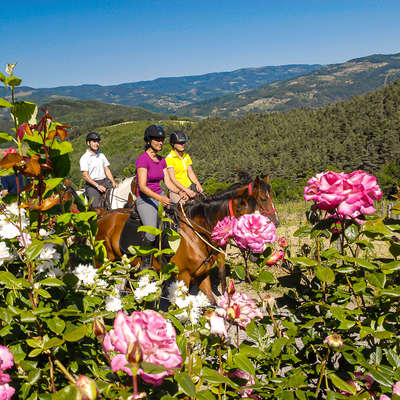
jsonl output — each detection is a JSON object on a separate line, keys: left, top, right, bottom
{"left": 254, "top": 176, "right": 261, "bottom": 186}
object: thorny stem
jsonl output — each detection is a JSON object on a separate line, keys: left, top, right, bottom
{"left": 48, "top": 355, "right": 56, "bottom": 393}
{"left": 187, "top": 342, "right": 192, "bottom": 376}
{"left": 315, "top": 349, "right": 330, "bottom": 397}
{"left": 132, "top": 372, "right": 138, "bottom": 397}
{"left": 218, "top": 342, "right": 223, "bottom": 400}
{"left": 54, "top": 359, "right": 75, "bottom": 384}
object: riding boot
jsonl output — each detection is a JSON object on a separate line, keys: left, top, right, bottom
{"left": 140, "top": 238, "right": 155, "bottom": 270}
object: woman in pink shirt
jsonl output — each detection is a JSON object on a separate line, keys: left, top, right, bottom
{"left": 135, "top": 125, "right": 186, "bottom": 268}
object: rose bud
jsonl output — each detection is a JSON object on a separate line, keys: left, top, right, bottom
{"left": 92, "top": 316, "right": 105, "bottom": 339}
{"left": 227, "top": 279, "right": 235, "bottom": 296}
{"left": 76, "top": 375, "right": 97, "bottom": 400}
{"left": 278, "top": 237, "right": 288, "bottom": 248}
{"left": 324, "top": 333, "right": 344, "bottom": 349}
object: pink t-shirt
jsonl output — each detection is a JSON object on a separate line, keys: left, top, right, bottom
{"left": 135, "top": 152, "right": 167, "bottom": 196}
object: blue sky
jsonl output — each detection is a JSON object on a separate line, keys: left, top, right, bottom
{"left": 1, "top": 0, "right": 400, "bottom": 88}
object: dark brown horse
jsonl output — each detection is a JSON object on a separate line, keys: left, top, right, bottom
{"left": 96, "top": 176, "right": 279, "bottom": 303}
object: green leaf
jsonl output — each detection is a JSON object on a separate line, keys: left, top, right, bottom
{"left": 175, "top": 372, "right": 196, "bottom": 397}
{"left": 137, "top": 225, "right": 161, "bottom": 236}
{"left": 11, "top": 101, "right": 37, "bottom": 126}
{"left": 329, "top": 373, "right": 356, "bottom": 395}
{"left": 49, "top": 140, "right": 73, "bottom": 155}
{"left": 0, "top": 271, "right": 19, "bottom": 287}
{"left": 20, "top": 311, "right": 36, "bottom": 323}
{"left": 271, "top": 337, "right": 289, "bottom": 358}
{"left": 27, "top": 368, "right": 41, "bottom": 385}
{"left": 25, "top": 240, "right": 44, "bottom": 262}
{"left": 140, "top": 362, "right": 166, "bottom": 374}
{"left": 43, "top": 178, "right": 63, "bottom": 196}
{"left": 258, "top": 270, "right": 274, "bottom": 283}
{"left": 201, "top": 367, "right": 236, "bottom": 386}
{"left": 26, "top": 339, "right": 42, "bottom": 348}
{"left": 0, "top": 98, "right": 12, "bottom": 108}
{"left": 46, "top": 318, "right": 66, "bottom": 335}
{"left": 289, "top": 257, "right": 317, "bottom": 266}
{"left": 368, "top": 369, "right": 393, "bottom": 387}
{"left": 353, "top": 280, "right": 366, "bottom": 293}
{"left": 28, "top": 348, "right": 42, "bottom": 357}
{"left": 52, "top": 384, "right": 81, "bottom": 400}
{"left": 354, "top": 258, "right": 377, "bottom": 271}
{"left": 43, "top": 337, "right": 64, "bottom": 350}
{"left": 8, "top": 76, "right": 22, "bottom": 87}
{"left": 40, "top": 278, "right": 65, "bottom": 287}
{"left": 233, "top": 353, "right": 255, "bottom": 375}
{"left": 344, "top": 224, "right": 359, "bottom": 242}
{"left": 234, "top": 265, "right": 246, "bottom": 280}
{"left": 0, "top": 132, "right": 13, "bottom": 143}
{"left": 196, "top": 390, "right": 216, "bottom": 400}
{"left": 386, "top": 349, "right": 400, "bottom": 368}
{"left": 315, "top": 266, "right": 335, "bottom": 283}
{"left": 381, "top": 260, "right": 400, "bottom": 272}
{"left": 366, "top": 272, "right": 386, "bottom": 289}
{"left": 63, "top": 325, "right": 87, "bottom": 342}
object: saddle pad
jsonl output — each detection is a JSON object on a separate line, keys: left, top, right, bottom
{"left": 119, "top": 213, "right": 173, "bottom": 259}
{"left": 119, "top": 214, "right": 143, "bottom": 256}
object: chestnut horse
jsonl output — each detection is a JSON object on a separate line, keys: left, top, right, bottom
{"left": 96, "top": 176, "right": 279, "bottom": 303}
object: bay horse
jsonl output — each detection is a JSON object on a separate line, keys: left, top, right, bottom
{"left": 96, "top": 176, "right": 279, "bottom": 303}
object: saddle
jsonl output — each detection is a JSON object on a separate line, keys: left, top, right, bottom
{"left": 119, "top": 206, "right": 180, "bottom": 260}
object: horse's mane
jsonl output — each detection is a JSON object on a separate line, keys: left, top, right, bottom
{"left": 183, "top": 172, "right": 253, "bottom": 227}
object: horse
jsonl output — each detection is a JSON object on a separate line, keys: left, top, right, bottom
{"left": 108, "top": 176, "right": 135, "bottom": 210}
{"left": 95, "top": 175, "right": 279, "bottom": 304}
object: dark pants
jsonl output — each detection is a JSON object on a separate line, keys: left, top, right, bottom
{"left": 85, "top": 178, "right": 111, "bottom": 208}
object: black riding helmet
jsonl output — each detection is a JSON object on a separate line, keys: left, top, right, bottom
{"left": 86, "top": 132, "right": 101, "bottom": 142}
{"left": 144, "top": 125, "right": 166, "bottom": 142}
{"left": 170, "top": 130, "right": 188, "bottom": 145}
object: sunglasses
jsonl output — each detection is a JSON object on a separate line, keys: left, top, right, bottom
{"left": 175, "top": 141, "right": 186, "bottom": 145}
{"left": 152, "top": 137, "right": 165, "bottom": 142}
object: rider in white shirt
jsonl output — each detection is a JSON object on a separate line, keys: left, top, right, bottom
{"left": 79, "top": 132, "right": 117, "bottom": 208}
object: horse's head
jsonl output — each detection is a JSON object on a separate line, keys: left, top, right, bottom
{"left": 249, "top": 176, "right": 280, "bottom": 227}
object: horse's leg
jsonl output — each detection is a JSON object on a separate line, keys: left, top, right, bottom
{"left": 198, "top": 275, "right": 216, "bottom": 305}
{"left": 217, "top": 254, "right": 227, "bottom": 294}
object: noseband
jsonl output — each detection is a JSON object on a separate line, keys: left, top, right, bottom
{"left": 228, "top": 181, "right": 277, "bottom": 218}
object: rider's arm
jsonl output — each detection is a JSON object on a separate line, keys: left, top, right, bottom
{"left": 104, "top": 166, "right": 117, "bottom": 188}
{"left": 187, "top": 165, "right": 203, "bottom": 193}
{"left": 167, "top": 167, "right": 194, "bottom": 196}
{"left": 137, "top": 167, "right": 170, "bottom": 205}
{"left": 82, "top": 171, "right": 100, "bottom": 189}
{"left": 164, "top": 168, "right": 187, "bottom": 201}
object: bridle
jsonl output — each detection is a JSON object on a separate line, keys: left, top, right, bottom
{"left": 228, "top": 182, "right": 277, "bottom": 218}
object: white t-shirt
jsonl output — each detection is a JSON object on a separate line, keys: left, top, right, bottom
{"left": 79, "top": 150, "right": 110, "bottom": 180}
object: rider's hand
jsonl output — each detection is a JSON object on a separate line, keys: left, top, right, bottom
{"left": 97, "top": 185, "right": 106, "bottom": 193}
{"left": 112, "top": 181, "right": 117, "bottom": 188}
{"left": 160, "top": 195, "right": 171, "bottom": 207}
{"left": 196, "top": 184, "right": 204, "bottom": 193}
{"left": 186, "top": 189, "right": 196, "bottom": 198}
{"left": 179, "top": 191, "right": 189, "bottom": 201}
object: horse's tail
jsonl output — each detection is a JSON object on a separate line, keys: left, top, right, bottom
{"left": 64, "top": 179, "right": 85, "bottom": 210}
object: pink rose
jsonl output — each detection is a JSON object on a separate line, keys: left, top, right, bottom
{"left": 212, "top": 216, "right": 236, "bottom": 246}
{"left": 393, "top": 381, "right": 400, "bottom": 395}
{"left": 0, "top": 383, "right": 14, "bottom": 399}
{"left": 228, "top": 369, "right": 260, "bottom": 399}
{"left": 209, "top": 308, "right": 228, "bottom": 338}
{"left": 232, "top": 213, "right": 277, "bottom": 253}
{"left": 1, "top": 148, "right": 16, "bottom": 158}
{"left": 103, "top": 310, "right": 182, "bottom": 386}
{"left": 76, "top": 375, "right": 97, "bottom": 400}
{"left": 0, "top": 372, "right": 10, "bottom": 385}
{"left": 218, "top": 292, "right": 263, "bottom": 328}
{"left": 0, "top": 347, "right": 13, "bottom": 371}
{"left": 265, "top": 249, "right": 285, "bottom": 265}
{"left": 379, "top": 395, "right": 390, "bottom": 400}
{"left": 304, "top": 170, "right": 382, "bottom": 221}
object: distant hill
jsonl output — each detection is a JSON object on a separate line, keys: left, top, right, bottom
{"left": 0, "top": 64, "right": 321, "bottom": 113}
{"left": 180, "top": 53, "right": 400, "bottom": 118}
{"left": 0, "top": 99, "right": 166, "bottom": 139}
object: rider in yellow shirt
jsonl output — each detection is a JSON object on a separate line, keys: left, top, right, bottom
{"left": 166, "top": 130, "right": 203, "bottom": 203}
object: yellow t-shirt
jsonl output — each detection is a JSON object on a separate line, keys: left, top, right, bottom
{"left": 165, "top": 150, "right": 192, "bottom": 188}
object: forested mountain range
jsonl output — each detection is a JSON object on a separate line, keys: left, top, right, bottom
{"left": 0, "top": 99, "right": 166, "bottom": 140}
{"left": 181, "top": 53, "right": 400, "bottom": 118}
{"left": 67, "top": 81, "right": 400, "bottom": 198}
{"left": 0, "top": 64, "right": 320, "bottom": 113}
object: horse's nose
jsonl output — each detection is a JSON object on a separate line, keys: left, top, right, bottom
{"left": 274, "top": 218, "right": 280, "bottom": 227}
